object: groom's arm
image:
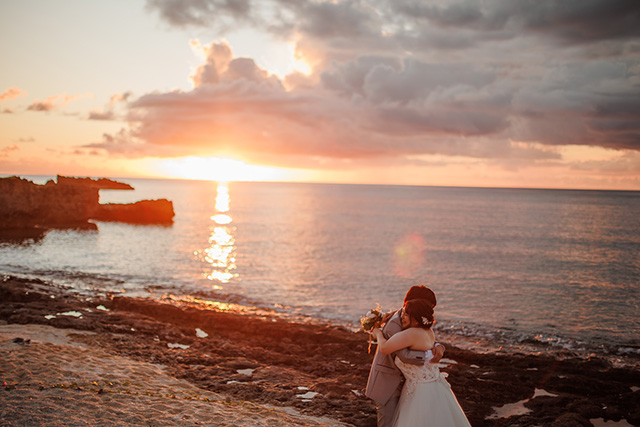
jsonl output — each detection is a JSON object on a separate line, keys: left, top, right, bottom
{"left": 384, "top": 312, "right": 425, "bottom": 366}
{"left": 381, "top": 310, "right": 403, "bottom": 340}
{"left": 396, "top": 347, "right": 433, "bottom": 365}
{"left": 396, "top": 343, "right": 445, "bottom": 365}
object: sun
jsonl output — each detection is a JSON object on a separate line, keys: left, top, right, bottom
{"left": 286, "top": 41, "right": 312, "bottom": 76}
{"left": 155, "top": 156, "right": 294, "bottom": 182}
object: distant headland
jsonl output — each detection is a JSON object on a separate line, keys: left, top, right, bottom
{"left": 0, "top": 175, "right": 174, "bottom": 230}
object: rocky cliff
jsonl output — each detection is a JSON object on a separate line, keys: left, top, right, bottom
{"left": 94, "top": 199, "right": 174, "bottom": 225}
{"left": 0, "top": 176, "right": 174, "bottom": 230}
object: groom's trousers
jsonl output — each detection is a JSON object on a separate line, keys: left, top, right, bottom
{"left": 376, "top": 383, "right": 403, "bottom": 427}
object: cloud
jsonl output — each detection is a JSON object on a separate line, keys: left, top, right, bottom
{"left": 510, "top": 60, "right": 640, "bottom": 150}
{"left": 88, "top": 110, "right": 116, "bottom": 121}
{"left": 83, "top": 129, "right": 156, "bottom": 157}
{"left": 94, "top": 1, "right": 640, "bottom": 169}
{"left": 296, "top": 1, "right": 382, "bottom": 41}
{"left": 27, "top": 93, "right": 85, "bottom": 112}
{"left": 91, "top": 40, "right": 565, "bottom": 169}
{"left": 1, "top": 87, "right": 25, "bottom": 103}
{"left": 88, "top": 92, "right": 132, "bottom": 121}
{"left": 570, "top": 150, "right": 640, "bottom": 173}
{"left": 0, "top": 145, "right": 19, "bottom": 158}
{"left": 189, "top": 40, "right": 282, "bottom": 88}
{"left": 13, "top": 137, "right": 35, "bottom": 143}
{"left": 385, "top": 0, "right": 640, "bottom": 48}
{"left": 146, "top": 0, "right": 640, "bottom": 51}
{"left": 505, "top": 0, "right": 640, "bottom": 44}
{"left": 145, "top": 0, "right": 252, "bottom": 30}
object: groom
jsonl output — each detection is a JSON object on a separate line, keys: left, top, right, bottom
{"left": 365, "top": 285, "right": 445, "bottom": 427}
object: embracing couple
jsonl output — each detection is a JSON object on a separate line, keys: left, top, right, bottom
{"left": 365, "top": 285, "right": 471, "bottom": 427}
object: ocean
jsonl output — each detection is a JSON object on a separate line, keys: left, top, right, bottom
{"left": 1, "top": 176, "right": 639, "bottom": 365}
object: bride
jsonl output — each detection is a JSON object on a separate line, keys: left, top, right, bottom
{"left": 372, "top": 298, "right": 471, "bottom": 427}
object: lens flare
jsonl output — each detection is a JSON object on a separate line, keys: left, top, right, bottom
{"left": 393, "top": 233, "right": 426, "bottom": 278}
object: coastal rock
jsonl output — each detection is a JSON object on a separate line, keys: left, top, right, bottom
{"left": 0, "top": 176, "right": 99, "bottom": 229}
{"left": 56, "top": 175, "right": 134, "bottom": 190}
{"left": 0, "top": 176, "right": 174, "bottom": 230}
{"left": 550, "top": 413, "right": 592, "bottom": 427}
{"left": 94, "top": 199, "right": 174, "bottom": 225}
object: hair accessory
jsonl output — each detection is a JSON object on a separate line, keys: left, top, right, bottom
{"left": 421, "top": 316, "right": 430, "bottom": 325}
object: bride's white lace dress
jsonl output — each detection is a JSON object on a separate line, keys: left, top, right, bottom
{"left": 392, "top": 358, "right": 471, "bottom": 427}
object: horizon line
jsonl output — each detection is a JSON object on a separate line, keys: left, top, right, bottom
{"left": 3, "top": 173, "right": 639, "bottom": 193}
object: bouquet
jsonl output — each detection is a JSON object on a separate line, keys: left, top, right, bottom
{"left": 360, "top": 304, "right": 384, "bottom": 332}
{"left": 360, "top": 304, "right": 384, "bottom": 353}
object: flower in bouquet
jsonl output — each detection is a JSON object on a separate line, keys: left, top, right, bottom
{"left": 360, "top": 304, "right": 384, "bottom": 353}
{"left": 360, "top": 304, "right": 384, "bottom": 332}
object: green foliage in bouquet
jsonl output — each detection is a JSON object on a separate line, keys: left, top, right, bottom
{"left": 360, "top": 304, "right": 384, "bottom": 332}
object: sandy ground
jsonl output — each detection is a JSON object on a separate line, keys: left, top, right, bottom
{"left": 0, "top": 324, "right": 347, "bottom": 427}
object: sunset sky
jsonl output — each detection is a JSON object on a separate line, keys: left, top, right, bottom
{"left": 1, "top": 0, "right": 639, "bottom": 189}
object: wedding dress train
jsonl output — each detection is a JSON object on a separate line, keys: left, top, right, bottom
{"left": 392, "top": 358, "right": 471, "bottom": 427}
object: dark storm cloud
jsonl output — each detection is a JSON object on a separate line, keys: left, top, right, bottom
{"left": 390, "top": 0, "right": 640, "bottom": 44}
{"left": 146, "top": 0, "right": 640, "bottom": 47}
{"left": 145, "top": 0, "right": 251, "bottom": 28}
{"left": 296, "top": 0, "right": 382, "bottom": 40}
{"left": 322, "top": 57, "right": 497, "bottom": 103}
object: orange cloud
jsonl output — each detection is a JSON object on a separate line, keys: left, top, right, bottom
{"left": 0, "top": 87, "right": 25, "bottom": 103}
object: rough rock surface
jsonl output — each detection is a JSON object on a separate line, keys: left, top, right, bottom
{"left": 0, "top": 176, "right": 174, "bottom": 229}
{"left": 0, "top": 176, "right": 99, "bottom": 229}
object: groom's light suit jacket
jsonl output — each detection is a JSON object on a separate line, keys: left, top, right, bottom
{"left": 365, "top": 312, "right": 428, "bottom": 404}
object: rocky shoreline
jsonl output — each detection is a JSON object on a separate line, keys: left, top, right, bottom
{"left": 1, "top": 276, "right": 639, "bottom": 426}
{"left": 0, "top": 176, "right": 174, "bottom": 230}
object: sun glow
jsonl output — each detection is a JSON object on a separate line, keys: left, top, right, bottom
{"left": 287, "top": 42, "right": 312, "bottom": 76}
{"left": 156, "top": 156, "right": 293, "bottom": 182}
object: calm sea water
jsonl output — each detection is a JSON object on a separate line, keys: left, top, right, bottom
{"left": 1, "top": 176, "right": 639, "bottom": 364}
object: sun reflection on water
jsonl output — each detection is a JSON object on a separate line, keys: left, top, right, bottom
{"left": 202, "top": 182, "right": 237, "bottom": 285}
{"left": 211, "top": 214, "right": 232, "bottom": 224}
{"left": 215, "top": 183, "right": 230, "bottom": 212}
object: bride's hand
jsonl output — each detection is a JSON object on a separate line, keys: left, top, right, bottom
{"left": 370, "top": 327, "right": 384, "bottom": 341}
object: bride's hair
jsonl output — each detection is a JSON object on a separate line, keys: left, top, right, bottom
{"left": 403, "top": 298, "right": 435, "bottom": 329}
{"left": 403, "top": 285, "right": 437, "bottom": 307}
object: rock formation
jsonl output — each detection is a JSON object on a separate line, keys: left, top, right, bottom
{"left": 56, "top": 175, "right": 134, "bottom": 190}
{"left": 0, "top": 176, "right": 174, "bottom": 230}
{"left": 94, "top": 199, "right": 174, "bottom": 225}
